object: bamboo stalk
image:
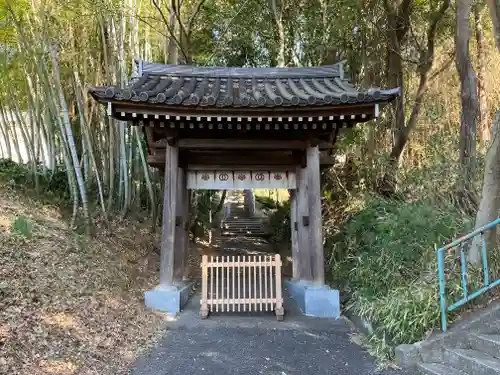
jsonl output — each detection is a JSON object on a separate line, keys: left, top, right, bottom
{"left": 49, "top": 43, "right": 91, "bottom": 231}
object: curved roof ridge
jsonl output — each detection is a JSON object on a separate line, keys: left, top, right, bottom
{"left": 135, "top": 60, "right": 343, "bottom": 79}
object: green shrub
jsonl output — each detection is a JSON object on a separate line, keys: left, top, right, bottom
{"left": 330, "top": 196, "right": 473, "bottom": 358}
{"left": 267, "top": 199, "right": 291, "bottom": 242}
{"left": 0, "top": 159, "right": 29, "bottom": 184}
{"left": 255, "top": 195, "right": 278, "bottom": 212}
{"left": 0, "top": 159, "right": 71, "bottom": 201}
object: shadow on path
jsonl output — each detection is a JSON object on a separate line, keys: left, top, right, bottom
{"left": 129, "top": 190, "right": 415, "bottom": 375}
{"left": 129, "top": 290, "right": 415, "bottom": 375}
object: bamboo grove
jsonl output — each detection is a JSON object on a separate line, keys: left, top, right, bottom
{"left": 0, "top": 0, "right": 499, "bottom": 231}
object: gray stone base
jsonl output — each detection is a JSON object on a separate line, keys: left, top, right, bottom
{"left": 285, "top": 280, "right": 341, "bottom": 318}
{"left": 144, "top": 281, "right": 194, "bottom": 315}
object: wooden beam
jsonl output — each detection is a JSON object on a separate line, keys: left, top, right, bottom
{"left": 186, "top": 151, "right": 302, "bottom": 166}
{"left": 307, "top": 146, "right": 324, "bottom": 284}
{"left": 152, "top": 138, "right": 335, "bottom": 150}
{"left": 290, "top": 189, "right": 299, "bottom": 280}
{"left": 159, "top": 142, "right": 178, "bottom": 286}
{"left": 182, "top": 189, "right": 191, "bottom": 280}
{"left": 296, "top": 166, "right": 313, "bottom": 281}
{"left": 147, "top": 151, "right": 334, "bottom": 169}
{"left": 112, "top": 101, "right": 378, "bottom": 118}
{"left": 173, "top": 167, "right": 186, "bottom": 281}
{"left": 176, "top": 138, "right": 309, "bottom": 150}
{"left": 186, "top": 165, "right": 298, "bottom": 171}
{"left": 148, "top": 150, "right": 302, "bottom": 167}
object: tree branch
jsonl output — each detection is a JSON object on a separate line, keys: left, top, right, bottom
{"left": 429, "top": 50, "right": 455, "bottom": 81}
{"left": 151, "top": 0, "right": 189, "bottom": 63}
{"left": 186, "top": 0, "right": 208, "bottom": 38}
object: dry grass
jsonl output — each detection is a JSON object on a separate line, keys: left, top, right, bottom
{"left": 0, "top": 184, "right": 169, "bottom": 375}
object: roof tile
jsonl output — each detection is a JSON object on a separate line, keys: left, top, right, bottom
{"left": 89, "top": 62, "right": 399, "bottom": 108}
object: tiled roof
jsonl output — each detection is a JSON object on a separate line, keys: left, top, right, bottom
{"left": 89, "top": 61, "right": 399, "bottom": 108}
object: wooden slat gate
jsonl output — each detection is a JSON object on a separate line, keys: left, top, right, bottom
{"left": 200, "top": 255, "right": 284, "bottom": 320}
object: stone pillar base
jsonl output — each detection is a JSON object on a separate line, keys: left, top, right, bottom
{"left": 144, "top": 281, "right": 194, "bottom": 315}
{"left": 285, "top": 280, "right": 340, "bottom": 318}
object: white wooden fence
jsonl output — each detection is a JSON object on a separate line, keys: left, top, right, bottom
{"left": 200, "top": 254, "right": 284, "bottom": 320}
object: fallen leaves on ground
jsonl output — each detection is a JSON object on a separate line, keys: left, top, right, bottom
{"left": 0, "top": 185, "right": 168, "bottom": 375}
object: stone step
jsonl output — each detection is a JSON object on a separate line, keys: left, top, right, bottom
{"left": 222, "top": 227, "right": 268, "bottom": 233}
{"left": 418, "top": 362, "right": 468, "bottom": 375}
{"left": 444, "top": 348, "right": 500, "bottom": 375}
{"left": 223, "top": 222, "right": 264, "bottom": 226}
{"left": 221, "top": 232, "right": 268, "bottom": 237}
{"left": 223, "top": 223, "right": 265, "bottom": 229}
{"left": 222, "top": 221, "right": 266, "bottom": 227}
{"left": 224, "top": 216, "right": 263, "bottom": 222}
{"left": 221, "top": 229, "right": 267, "bottom": 234}
{"left": 223, "top": 228, "right": 266, "bottom": 233}
{"left": 469, "top": 333, "right": 500, "bottom": 359}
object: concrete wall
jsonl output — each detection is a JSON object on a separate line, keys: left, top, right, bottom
{"left": 0, "top": 110, "right": 54, "bottom": 168}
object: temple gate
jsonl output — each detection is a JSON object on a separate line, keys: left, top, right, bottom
{"left": 89, "top": 60, "right": 398, "bottom": 317}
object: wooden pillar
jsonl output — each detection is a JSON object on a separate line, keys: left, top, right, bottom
{"left": 174, "top": 167, "right": 186, "bottom": 281}
{"left": 296, "top": 166, "right": 313, "bottom": 281}
{"left": 182, "top": 189, "right": 191, "bottom": 280}
{"left": 160, "top": 142, "right": 178, "bottom": 286}
{"left": 307, "top": 146, "right": 324, "bottom": 284}
{"left": 289, "top": 189, "right": 299, "bottom": 279}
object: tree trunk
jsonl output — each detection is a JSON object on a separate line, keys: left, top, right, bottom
{"left": 167, "top": 0, "right": 178, "bottom": 64}
{"left": 214, "top": 190, "right": 227, "bottom": 215}
{"left": 2, "top": 106, "right": 22, "bottom": 163}
{"left": 270, "top": 0, "right": 285, "bottom": 67}
{"left": 474, "top": 5, "right": 490, "bottom": 143}
{"left": 244, "top": 189, "right": 255, "bottom": 216}
{"left": 118, "top": 5, "right": 130, "bottom": 216}
{"left": 50, "top": 44, "right": 91, "bottom": 231}
{"left": 378, "top": 0, "right": 412, "bottom": 195}
{"left": 486, "top": 0, "right": 500, "bottom": 49}
{"left": 380, "top": 0, "right": 448, "bottom": 195}
{"left": 469, "top": 112, "right": 500, "bottom": 263}
{"left": 0, "top": 105, "right": 11, "bottom": 160}
{"left": 74, "top": 71, "right": 107, "bottom": 219}
{"left": 456, "top": 0, "right": 479, "bottom": 194}
{"left": 471, "top": 0, "right": 500, "bottom": 264}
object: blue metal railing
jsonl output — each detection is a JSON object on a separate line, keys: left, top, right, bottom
{"left": 438, "top": 218, "right": 500, "bottom": 332}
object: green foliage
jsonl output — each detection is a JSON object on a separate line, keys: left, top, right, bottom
{"left": 329, "top": 196, "right": 473, "bottom": 358}
{"left": 11, "top": 215, "right": 32, "bottom": 238}
{"left": 0, "top": 158, "right": 28, "bottom": 183}
{"left": 0, "top": 159, "right": 71, "bottom": 201}
{"left": 263, "top": 199, "right": 291, "bottom": 243}
{"left": 189, "top": 190, "right": 226, "bottom": 241}
{"left": 255, "top": 195, "right": 278, "bottom": 211}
